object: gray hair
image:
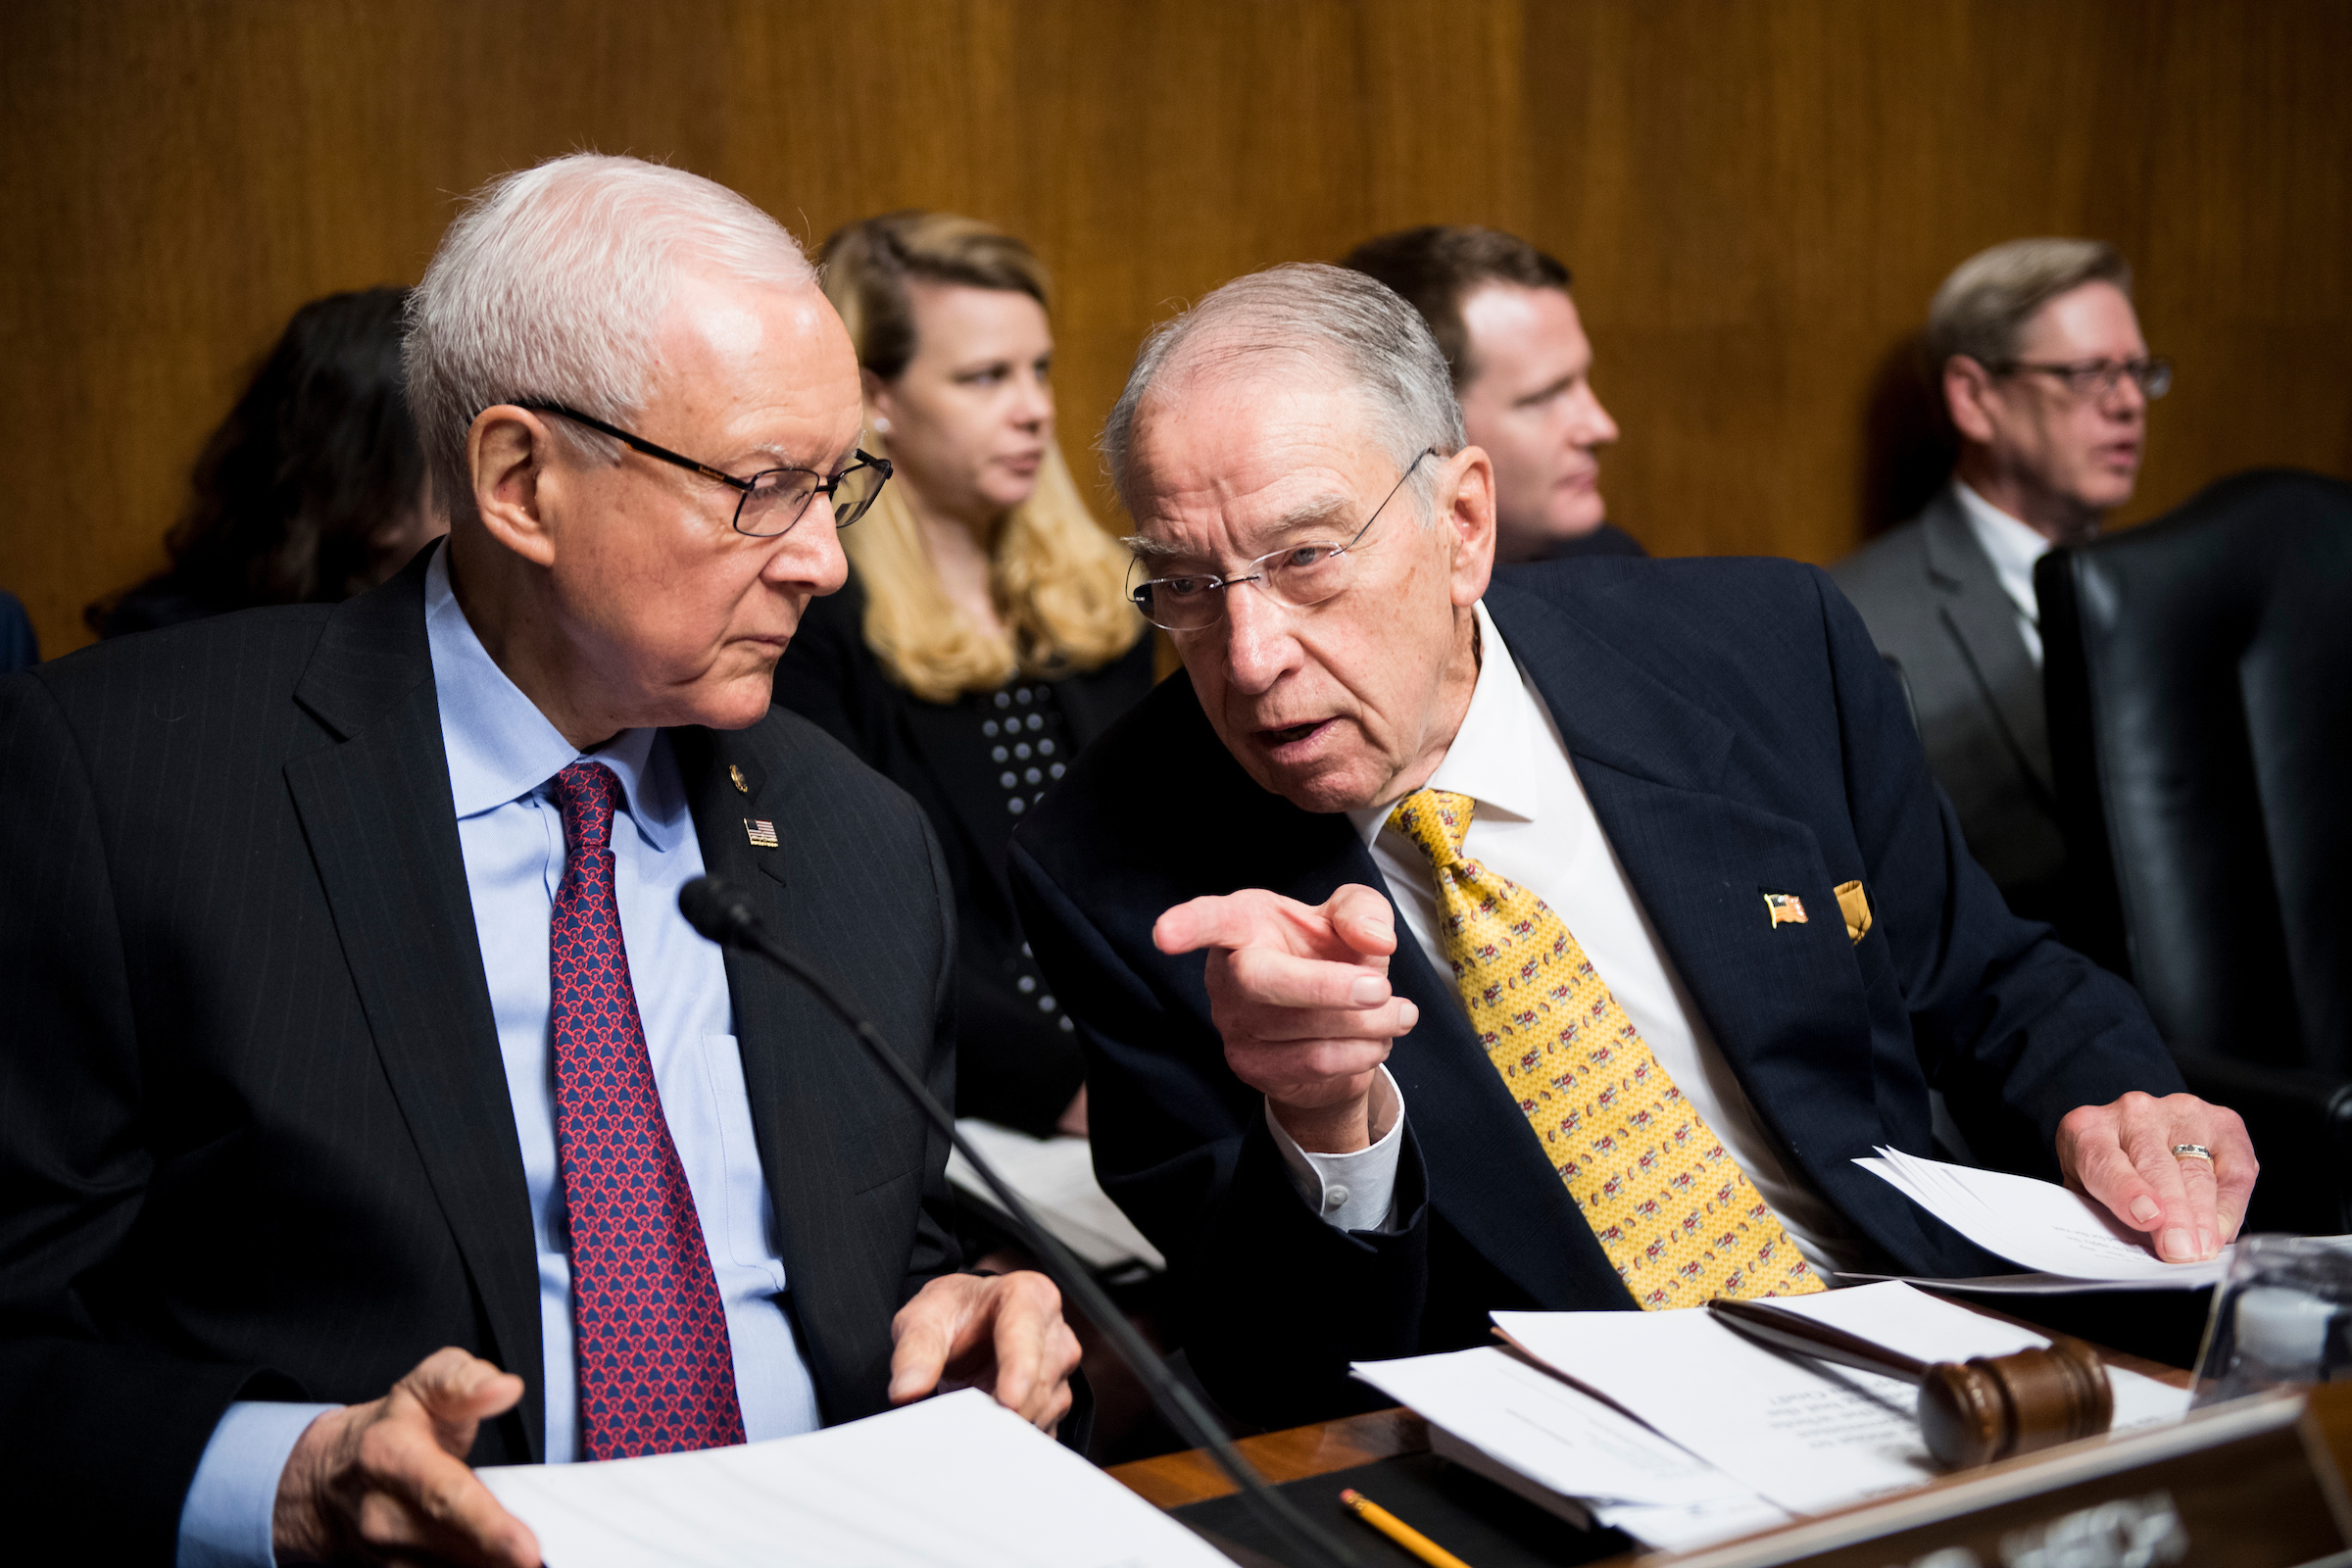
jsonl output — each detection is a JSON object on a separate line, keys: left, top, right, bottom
{"left": 1100, "top": 263, "right": 1466, "bottom": 522}
{"left": 404, "top": 153, "right": 816, "bottom": 519}
{"left": 1927, "top": 238, "right": 2132, "bottom": 369}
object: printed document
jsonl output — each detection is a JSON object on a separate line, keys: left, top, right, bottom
{"left": 476, "top": 1388, "right": 1226, "bottom": 1567}
{"left": 1494, "top": 1282, "right": 2190, "bottom": 1516}
{"left": 1352, "top": 1346, "right": 1790, "bottom": 1550}
{"left": 1853, "top": 1148, "right": 2228, "bottom": 1288}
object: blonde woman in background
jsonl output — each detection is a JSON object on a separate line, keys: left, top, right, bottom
{"left": 773, "top": 211, "right": 1151, "bottom": 1141}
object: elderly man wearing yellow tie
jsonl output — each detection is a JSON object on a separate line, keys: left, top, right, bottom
{"left": 1006, "top": 263, "right": 2255, "bottom": 1428}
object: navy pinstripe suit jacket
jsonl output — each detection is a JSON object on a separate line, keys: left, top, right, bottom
{"left": 0, "top": 546, "right": 960, "bottom": 1559}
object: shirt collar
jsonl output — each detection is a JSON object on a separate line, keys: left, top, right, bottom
{"left": 423, "top": 547, "right": 681, "bottom": 848}
{"left": 1951, "top": 478, "right": 2052, "bottom": 622}
{"left": 1347, "top": 600, "right": 1545, "bottom": 846}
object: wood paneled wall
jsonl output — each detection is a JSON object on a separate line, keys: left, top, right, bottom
{"left": 4, "top": 0, "right": 2347, "bottom": 658}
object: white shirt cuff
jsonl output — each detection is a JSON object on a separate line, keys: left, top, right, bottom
{"left": 1265, "top": 1067, "right": 1406, "bottom": 1234}
{"left": 176, "top": 1399, "right": 339, "bottom": 1568}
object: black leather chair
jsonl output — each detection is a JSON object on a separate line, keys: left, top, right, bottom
{"left": 2037, "top": 469, "right": 2352, "bottom": 1237}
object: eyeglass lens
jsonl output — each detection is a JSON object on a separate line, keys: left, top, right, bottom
{"left": 736, "top": 460, "right": 888, "bottom": 536}
{"left": 1132, "top": 542, "right": 1362, "bottom": 631}
{"left": 2032, "top": 360, "right": 2173, "bottom": 400}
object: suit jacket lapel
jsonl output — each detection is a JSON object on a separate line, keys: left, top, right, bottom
{"left": 1922, "top": 491, "right": 2054, "bottom": 797}
{"left": 1482, "top": 580, "right": 1948, "bottom": 1272}
{"left": 676, "top": 724, "right": 919, "bottom": 1422}
{"left": 282, "top": 552, "right": 544, "bottom": 1457}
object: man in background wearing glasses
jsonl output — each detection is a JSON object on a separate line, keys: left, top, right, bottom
{"left": 1834, "top": 239, "right": 2169, "bottom": 928}
{"left": 1008, "top": 263, "right": 2248, "bottom": 1431}
{"left": 0, "top": 154, "right": 1079, "bottom": 1567}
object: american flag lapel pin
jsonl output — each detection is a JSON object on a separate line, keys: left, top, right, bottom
{"left": 1763, "top": 892, "right": 1808, "bottom": 928}
{"left": 744, "top": 818, "right": 778, "bottom": 849}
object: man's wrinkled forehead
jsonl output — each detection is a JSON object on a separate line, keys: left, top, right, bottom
{"left": 1124, "top": 353, "right": 1387, "bottom": 534}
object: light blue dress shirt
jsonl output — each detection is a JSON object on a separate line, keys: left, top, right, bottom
{"left": 177, "top": 549, "right": 820, "bottom": 1566}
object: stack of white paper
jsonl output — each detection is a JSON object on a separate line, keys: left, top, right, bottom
{"left": 1354, "top": 1282, "right": 2193, "bottom": 1549}
{"left": 1351, "top": 1347, "right": 1791, "bottom": 1551}
{"left": 1493, "top": 1283, "right": 2191, "bottom": 1519}
{"left": 476, "top": 1389, "right": 1225, "bottom": 1567}
{"left": 1852, "top": 1148, "right": 2230, "bottom": 1291}
{"left": 947, "top": 1119, "right": 1164, "bottom": 1273}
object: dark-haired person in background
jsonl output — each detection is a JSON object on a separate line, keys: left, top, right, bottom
{"left": 87, "top": 286, "right": 444, "bottom": 638}
{"left": 1344, "top": 224, "right": 1640, "bottom": 564}
{"left": 1833, "top": 240, "right": 2164, "bottom": 925}
{"left": 0, "top": 591, "right": 34, "bottom": 671}
{"left": 772, "top": 211, "right": 1152, "bottom": 1140}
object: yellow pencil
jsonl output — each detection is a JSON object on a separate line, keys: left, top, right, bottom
{"left": 1338, "top": 1487, "right": 1479, "bottom": 1568}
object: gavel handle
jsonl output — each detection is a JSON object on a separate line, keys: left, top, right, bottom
{"left": 1706, "top": 1298, "right": 1934, "bottom": 1384}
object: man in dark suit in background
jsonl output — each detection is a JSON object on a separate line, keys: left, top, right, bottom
{"left": 0, "top": 154, "right": 1077, "bottom": 1566}
{"left": 1345, "top": 225, "right": 1643, "bottom": 563}
{"left": 1833, "top": 239, "right": 2168, "bottom": 924}
{"left": 1008, "top": 263, "right": 2250, "bottom": 1427}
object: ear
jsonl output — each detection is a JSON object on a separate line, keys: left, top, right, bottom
{"left": 1442, "top": 447, "right": 1497, "bottom": 609}
{"left": 468, "top": 407, "right": 562, "bottom": 568}
{"left": 861, "top": 368, "right": 899, "bottom": 433}
{"left": 1941, "top": 356, "right": 2001, "bottom": 448}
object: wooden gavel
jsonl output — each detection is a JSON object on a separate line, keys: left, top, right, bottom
{"left": 1705, "top": 1298, "right": 2114, "bottom": 1470}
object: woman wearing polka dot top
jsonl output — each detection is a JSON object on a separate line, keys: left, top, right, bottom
{"left": 772, "top": 212, "right": 1153, "bottom": 1139}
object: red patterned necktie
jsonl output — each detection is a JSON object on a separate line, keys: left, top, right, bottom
{"left": 550, "top": 760, "right": 746, "bottom": 1458}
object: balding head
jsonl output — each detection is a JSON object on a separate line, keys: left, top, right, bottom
{"left": 406, "top": 153, "right": 819, "bottom": 524}
{"left": 1107, "top": 264, "right": 1496, "bottom": 816}
{"left": 1102, "top": 264, "right": 1464, "bottom": 526}
{"left": 408, "top": 154, "right": 862, "bottom": 751}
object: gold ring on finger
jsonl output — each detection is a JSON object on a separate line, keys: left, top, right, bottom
{"left": 2172, "top": 1143, "right": 2214, "bottom": 1162}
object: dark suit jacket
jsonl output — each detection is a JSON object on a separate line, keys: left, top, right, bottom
{"left": 1008, "top": 557, "right": 2178, "bottom": 1427}
{"left": 0, "top": 548, "right": 960, "bottom": 1560}
{"left": 1831, "top": 486, "right": 2065, "bottom": 922}
{"left": 773, "top": 572, "right": 1155, "bottom": 1134}
{"left": 1527, "top": 520, "right": 1647, "bottom": 561}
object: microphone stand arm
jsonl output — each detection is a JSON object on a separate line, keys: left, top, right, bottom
{"left": 699, "top": 889, "right": 1359, "bottom": 1568}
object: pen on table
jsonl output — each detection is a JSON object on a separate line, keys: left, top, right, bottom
{"left": 1338, "top": 1488, "right": 1478, "bottom": 1568}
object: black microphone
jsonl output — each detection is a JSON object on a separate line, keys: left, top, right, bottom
{"left": 679, "top": 875, "right": 1359, "bottom": 1568}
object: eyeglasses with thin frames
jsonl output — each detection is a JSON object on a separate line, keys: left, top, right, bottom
{"left": 515, "top": 402, "right": 893, "bottom": 537}
{"left": 1988, "top": 357, "right": 2174, "bottom": 402}
{"left": 1126, "top": 450, "right": 1434, "bottom": 632}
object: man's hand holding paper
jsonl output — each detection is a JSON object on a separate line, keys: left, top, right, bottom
{"left": 274, "top": 1349, "right": 541, "bottom": 1568}
{"left": 2056, "top": 1090, "right": 2258, "bottom": 1263}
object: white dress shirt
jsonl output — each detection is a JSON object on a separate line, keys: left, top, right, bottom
{"left": 1952, "top": 479, "right": 2056, "bottom": 667}
{"left": 1269, "top": 602, "right": 1868, "bottom": 1279}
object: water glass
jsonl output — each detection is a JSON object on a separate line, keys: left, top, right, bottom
{"left": 2189, "top": 1233, "right": 2352, "bottom": 1408}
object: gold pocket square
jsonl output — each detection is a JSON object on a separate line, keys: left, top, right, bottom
{"left": 1835, "top": 879, "right": 1871, "bottom": 944}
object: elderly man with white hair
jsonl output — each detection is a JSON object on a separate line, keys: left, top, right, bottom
{"left": 0, "top": 154, "right": 1078, "bottom": 1566}
{"left": 1007, "top": 264, "right": 2253, "bottom": 1430}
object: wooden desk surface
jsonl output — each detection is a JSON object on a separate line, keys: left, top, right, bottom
{"left": 1108, "top": 1309, "right": 2201, "bottom": 1510}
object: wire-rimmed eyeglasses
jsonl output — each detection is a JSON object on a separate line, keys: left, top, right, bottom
{"left": 1126, "top": 451, "right": 1433, "bottom": 632}
{"left": 1988, "top": 357, "right": 2174, "bottom": 402}
{"left": 516, "top": 402, "right": 893, "bottom": 537}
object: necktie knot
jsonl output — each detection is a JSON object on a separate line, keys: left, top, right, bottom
{"left": 555, "top": 760, "right": 624, "bottom": 858}
{"left": 1386, "top": 787, "right": 1476, "bottom": 870}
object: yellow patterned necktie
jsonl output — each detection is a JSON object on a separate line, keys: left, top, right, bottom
{"left": 1386, "top": 788, "right": 1821, "bottom": 1307}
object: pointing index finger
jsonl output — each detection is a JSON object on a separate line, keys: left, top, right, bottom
{"left": 1154, "top": 892, "right": 1278, "bottom": 956}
